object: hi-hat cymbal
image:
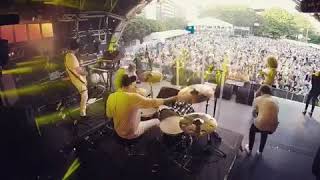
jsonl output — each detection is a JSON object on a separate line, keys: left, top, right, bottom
{"left": 180, "top": 113, "right": 218, "bottom": 137}
{"left": 178, "top": 84, "right": 215, "bottom": 104}
{"left": 141, "top": 71, "right": 163, "bottom": 83}
{"left": 160, "top": 116, "right": 183, "bottom": 135}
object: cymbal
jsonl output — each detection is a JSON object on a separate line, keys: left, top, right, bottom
{"left": 177, "top": 84, "right": 215, "bottom": 104}
{"left": 160, "top": 116, "right": 183, "bottom": 135}
{"left": 180, "top": 113, "right": 217, "bottom": 137}
{"left": 141, "top": 71, "right": 163, "bottom": 83}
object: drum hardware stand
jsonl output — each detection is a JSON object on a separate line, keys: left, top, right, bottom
{"left": 203, "top": 98, "right": 226, "bottom": 159}
{"left": 169, "top": 134, "right": 193, "bottom": 173}
{"left": 149, "top": 82, "right": 154, "bottom": 98}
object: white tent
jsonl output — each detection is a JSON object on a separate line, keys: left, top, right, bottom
{"left": 143, "top": 29, "right": 190, "bottom": 43}
{"left": 188, "top": 17, "right": 233, "bottom": 32}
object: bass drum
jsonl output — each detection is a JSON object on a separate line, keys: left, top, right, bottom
{"left": 89, "top": 73, "right": 108, "bottom": 85}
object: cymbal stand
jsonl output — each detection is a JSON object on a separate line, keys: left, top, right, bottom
{"left": 149, "top": 82, "right": 154, "bottom": 98}
{"left": 203, "top": 98, "right": 226, "bottom": 158}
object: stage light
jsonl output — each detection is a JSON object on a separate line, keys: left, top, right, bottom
{"left": 2, "top": 62, "right": 59, "bottom": 75}
{"left": 0, "top": 80, "right": 68, "bottom": 98}
{"left": 35, "top": 106, "right": 79, "bottom": 126}
{"left": 62, "top": 159, "right": 80, "bottom": 180}
{"left": 0, "top": 25, "right": 14, "bottom": 43}
{"left": 2, "top": 66, "right": 33, "bottom": 75}
{"left": 16, "top": 56, "right": 47, "bottom": 66}
{"left": 41, "top": 23, "right": 53, "bottom": 38}
{"left": 43, "top": 0, "right": 79, "bottom": 9}
{"left": 28, "top": 24, "right": 41, "bottom": 40}
{"left": 14, "top": 24, "right": 28, "bottom": 42}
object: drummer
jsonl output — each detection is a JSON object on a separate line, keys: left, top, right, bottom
{"left": 114, "top": 63, "right": 147, "bottom": 96}
{"left": 106, "top": 74, "right": 178, "bottom": 140}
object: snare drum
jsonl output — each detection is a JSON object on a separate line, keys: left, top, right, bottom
{"left": 140, "top": 108, "right": 157, "bottom": 121}
{"left": 159, "top": 107, "right": 193, "bottom": 152}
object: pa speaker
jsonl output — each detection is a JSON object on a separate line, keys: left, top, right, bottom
{"left": 236, "top": 87, "right": 250, "bottom": 104}
{"left": 0, "top": 39, "right": 9, "bottom": 66}
{"left": 222, "top": 84, "right": 233, "bottom": 100}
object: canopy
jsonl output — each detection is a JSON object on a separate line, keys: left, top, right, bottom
{"left": 188, "top": 17, "right": 233, "bottom": 28}
{"left": 143, "top": 29, "right": 190, "bottom": 42}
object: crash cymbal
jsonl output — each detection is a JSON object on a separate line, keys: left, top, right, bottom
{"left": 160, "top": 116, "right": 183, "bottom": 135}
{"left": 141, "top": 71, "right": 163, "bottom": 83}
{"left": 177, "top": 84, "right": 215, "bottom": 104}
{"left": 180, "top": 113, "right": 218, "bottom": 137}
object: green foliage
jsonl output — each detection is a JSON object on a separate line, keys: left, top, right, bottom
{"left": 200, "top": 5, "right": 262, "bottom": 27}
{"left": 199, "top": 5, "right": 320, "bottom": 43}
{"left": 162, "top": 18, "right": 188, "bottom": 30}
{"left": 261, "top": 8, "right": 297, "bottom": 38}
{"left": 122, "top": 17, "right": 187, "bottom": 44}
{"left": 122, "top": 17, "right": 163, "bottom": 43}
{"left": 309, "top": 31, "right": 320, "bottom": 44}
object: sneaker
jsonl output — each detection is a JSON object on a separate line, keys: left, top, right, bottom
{"left": 256, "top": 150, "right": 262, "bottom": 156}
{"left": 80, "top": 115, "right": 90, "bottom": 121}
{"left": 302, "top": 111, "right": 306, "bottom": 115}
{"left": 244, "top": 144, "right": 252, "bottom": 155}
{"left": 308, "top": 112, "right": 313, "bottom": 117}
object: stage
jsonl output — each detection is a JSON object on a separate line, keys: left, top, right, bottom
{"left": 15, "top": 81, "right": 320, "bottom": 180}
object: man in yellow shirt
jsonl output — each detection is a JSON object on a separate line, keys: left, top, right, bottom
{"left": 106, "top": 74, "right": 177, "bottom": 140}
{"left": 65, "top": 40, "right": 88, "bottom": 120}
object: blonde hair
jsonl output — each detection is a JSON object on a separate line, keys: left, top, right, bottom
{"left": 267, "top": 56, "right": 278, "bottom": 69}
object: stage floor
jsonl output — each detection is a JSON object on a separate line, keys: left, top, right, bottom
{"left": 36, "top": 81, "right": 319, "bottom": 180}
{"left": 138, "top": 81, "right": 320, "bottom": 180}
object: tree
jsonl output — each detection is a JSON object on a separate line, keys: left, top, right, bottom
{"left": 121, "top": 17, "right": 187, "bottom": 45}
{"left": 122, "top": 17, "right": 165, "bottom": 44}
{"left": 261, "top": 8, "right": 297, "bottom": 38}
{"left": 162, "top": 18, "right": 188, "bottom": 30}
{"left": 200, "top": 5, "right": 262, "bottom": 27}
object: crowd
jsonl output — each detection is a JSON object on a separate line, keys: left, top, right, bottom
{"left": 125, "top": 32, "right": 320, "bottom": 95}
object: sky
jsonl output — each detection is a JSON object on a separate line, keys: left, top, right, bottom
{"left": 173, "top": 0, "right": 320, "bottom": 30}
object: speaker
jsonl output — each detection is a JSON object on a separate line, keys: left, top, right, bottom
{"left": 222, "top": 84, "right": 233, "bottom": 100}
{"left": 236, "top": 86, "right": 250, "bottom": 105}
{"left": 0, "top": 14, "right": 20, "bottom": 26}
{"left": 0, "top": 39, "right": 9, "bottom": 66}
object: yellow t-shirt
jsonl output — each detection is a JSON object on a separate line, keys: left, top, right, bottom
{"left": 106, "top": 90, "right": 163, "bottom": 138}
{"left": 262, "top": 68, "right": 276, "bottom": 86}
{"left": 65, "top": 53, "right": 87, "bottom": 92}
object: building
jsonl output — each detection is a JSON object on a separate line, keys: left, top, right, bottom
{"left": 140, "top": 0, "right": 157, "bottom": 20}
{"left": 156, "top": 0, "right": 177, "bottom": 20}
{"left": 140, "top": 0, "right": 182, "bottom": 20}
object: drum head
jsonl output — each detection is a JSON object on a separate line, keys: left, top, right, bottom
{"left": 160, "top": 116, "right": 183, "bottom": 135}
{"left": 90, "top": 73, "right": 101, "bottom": 84}
{"left": 178, "top": 84, "right": 215, "bottom": 104}
{"left": 140, "top": 108, "right": 157, "bottom": 118}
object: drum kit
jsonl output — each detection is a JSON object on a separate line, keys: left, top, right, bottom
{"left": 139, "top": 81, "right": 225, "bottom": 173}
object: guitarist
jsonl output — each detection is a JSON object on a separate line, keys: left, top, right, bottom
{"left": 65, "top": 39, "right": 88, "bottom": 122}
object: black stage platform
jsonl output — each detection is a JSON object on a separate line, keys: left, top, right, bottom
{"left": 36, "top": 99, "right": 243, "bottom": 180}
